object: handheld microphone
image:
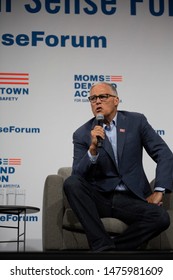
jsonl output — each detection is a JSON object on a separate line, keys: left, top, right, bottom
{"left": 96, "top": 114, "right": 104, "bottom": 147}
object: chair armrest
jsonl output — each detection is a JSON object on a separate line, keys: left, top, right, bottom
{"left": 42, "top": 174, "right": 64, "bottom": 251}
{"left": 163, "top": 193, "right": 173, "bottom": 210}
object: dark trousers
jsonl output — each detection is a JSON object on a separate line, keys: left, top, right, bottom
{"left": 63, "top": 175, "right": 170, "bottom": 251}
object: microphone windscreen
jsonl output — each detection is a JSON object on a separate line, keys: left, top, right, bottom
{"left": 96, "top": 114, "right": 104, "bottom": 126}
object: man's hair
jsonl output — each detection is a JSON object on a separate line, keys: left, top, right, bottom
{"left": 90, "top": 82, "right": 118, "bottom": 96}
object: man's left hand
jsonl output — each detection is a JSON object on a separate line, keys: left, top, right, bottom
{"left": 146, "top": 192, "right": 163, "bottom": 206}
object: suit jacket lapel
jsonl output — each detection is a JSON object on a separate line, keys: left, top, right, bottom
{"left": 103, "top": 135, "right": 116, "bottom": 164}
{"left": 92, "top": 118, "right": 116, "bottom": 165}
{"left": 92, "top": 114, "right": 128, "bottom": 167}
{"left": 117, "top": 112, "right": 127, "bottom": 163}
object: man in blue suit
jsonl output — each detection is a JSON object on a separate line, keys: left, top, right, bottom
{"left": 64, "top": 82, "right": 173, "bottom": 251}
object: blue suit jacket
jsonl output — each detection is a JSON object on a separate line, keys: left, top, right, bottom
{"left": 72, "top": 111, "right": 173, "bottom": 200}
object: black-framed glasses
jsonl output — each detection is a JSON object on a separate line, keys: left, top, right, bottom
{"left": 88, "top": 94, "right": 116, "bottom": 103}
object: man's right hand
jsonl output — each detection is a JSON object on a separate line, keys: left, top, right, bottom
{"left": 89, "top": 125, "right": 105, "bottom": 155}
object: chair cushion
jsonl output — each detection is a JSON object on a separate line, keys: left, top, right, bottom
{"left": 62, "top": 208, "right": 128, "bottom": 234}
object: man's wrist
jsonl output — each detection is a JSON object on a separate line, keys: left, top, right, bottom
{"left": 154, "top": 187, "right": 165, "bottom": 195}
{"left": 88, "top": 150, "right": 99, "bottom": 164}
{"left": 89, "top": 144, "right": 97, "bottom": 156}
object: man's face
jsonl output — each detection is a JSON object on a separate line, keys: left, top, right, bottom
{"left": 89, "top": 84, "right": 119, "bottom": 120}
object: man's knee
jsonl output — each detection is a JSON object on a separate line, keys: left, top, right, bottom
{"left": 153, "top": 207, "right": 170, "bottom": 232}
{"left": 64, "top": 175, "right": 92, "bottom": 200}
{"left": 63, "top": 175, "right": 87, "bottom": 198}
{"left": 160, "top": 210, "right": 170, "bottom": 231}
{"left": 63, "top": 175, "right": 79, "bottom": 194}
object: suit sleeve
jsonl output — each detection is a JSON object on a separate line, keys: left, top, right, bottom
{"left": 72, "top": 130, "right": 96, "bottom": 178}
{"left": 141, "top": 114, "right": 173, "bottom": 192}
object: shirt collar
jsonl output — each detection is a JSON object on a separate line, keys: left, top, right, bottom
{"left": 103, "top": 113, "right": 118, "bottom": 129}
{"left": 112, "top": 113, "right": 117, "bottom": 127}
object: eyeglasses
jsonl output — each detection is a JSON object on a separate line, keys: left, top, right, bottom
{"left": 88, "top": 94, "right": 116, "bottom": 103}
